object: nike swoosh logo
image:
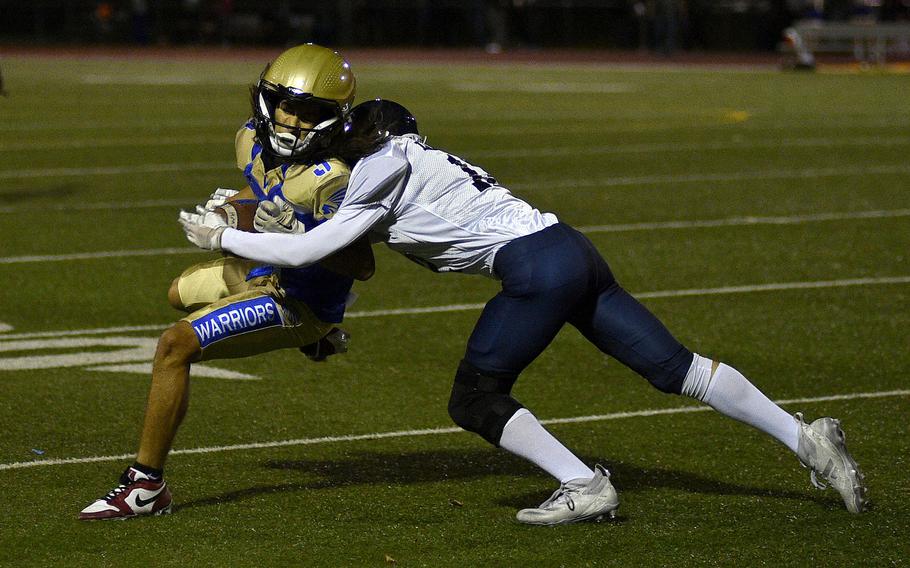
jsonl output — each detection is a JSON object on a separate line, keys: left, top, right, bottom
{"left": 134, "top": 487, "right": 165, "bottom": 508}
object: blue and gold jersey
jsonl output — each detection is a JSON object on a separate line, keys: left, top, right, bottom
{"left": 235, "top": 120, "right": 353, "bottom": 323}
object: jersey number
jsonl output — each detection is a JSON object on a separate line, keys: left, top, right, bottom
{"left": 415, "top": 138, "right": 496, "bottom": 192}
{"left": 446, "top": 155, "right": 497, "bottom": 192}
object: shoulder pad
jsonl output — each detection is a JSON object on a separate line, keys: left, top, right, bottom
{"left": 282, "top": 159, "right": 351, "bottom": 218}
{"left": 235, "top": 120, "right": 257, "bottom": 171}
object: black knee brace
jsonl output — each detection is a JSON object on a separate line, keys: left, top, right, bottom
{"left": 447, "top": 360, "right": 523, "bottom": 446}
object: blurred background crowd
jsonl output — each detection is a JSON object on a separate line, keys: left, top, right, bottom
{"left": 1, "top": 0, "right": 909, "bottom": 53}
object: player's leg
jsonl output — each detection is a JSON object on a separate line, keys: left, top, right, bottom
{"left": 137, "top": 287, "right": 331, "bottom": 464}
{"left": 78, "top": 321, "right": 198, "bottom": 520}
{"left": 563, "top": 228, "right": 800, "bottom": 442}
{"left": 168, "top": 256, "right": 262, "bottom": 312}
{"left": 570, "top": 282, "right": 802, "bottom": 443}
{"left": 458, "top": 313, "right": 621, "bottom": 526}
{"left": 449, "top": 224, "right": 618, "bottom": 524}
{"left": 453, "top": 226, "right": 591, "bottom": 476}
{"left": 167, "top": 259, "right": 345, "bottom": 359}
{"left": 79, "top": 287, "right": 334, "bottom": 520}
{"left": 186, "top": 292, "right": 333, "bottom": 361}
{"left": 568, "top": 231, "right": 866, "bottom": 512}
{"left": 81, "top": 259, "right": 279, "bottom": 519}
{"left": 140, "top": 287, "right": 331, "bottom": 463}
{"left": 135, "top": 321, "right": 200, "bottom": 470}
{"left": 679, "top": 354, "right": 866, "bottom": 512}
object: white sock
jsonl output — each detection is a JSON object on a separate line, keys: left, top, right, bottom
{"left": 499, "top": 408, "right": 595, "bottom": 484}
{"left": 681, "top": 354, "right": 800, "bottom": 453}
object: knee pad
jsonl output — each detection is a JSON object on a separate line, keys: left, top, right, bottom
{"left": 447, "top": 360, "right": 523, "bottom": 446}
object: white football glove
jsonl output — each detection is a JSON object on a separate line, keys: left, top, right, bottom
{"left": 190, "top": 204, "right": 229, "bottom": 227}
{"left": 178, "top": 210, "right": 227, "bottom": 250}
{"left": 181, "top": 187, "right": 240, "bottom": 229}
{"left": 201, "top": 187, "right": 239, "bottom": 211}
{"left": 253, "top": 195, "right": 306, "bottom": 234}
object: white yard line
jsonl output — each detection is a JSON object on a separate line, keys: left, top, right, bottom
{"left": 0, "top": 199, "right": 193, "bottom": 214}
{"left": 4, "top": 114, "right": 909, "bottom": 134}
{"left": 452, "top": 81, "right": 637, "bottom": 93}
{"left": 0, "top": 136, "right": 225, "bottom": 152}
{"left": 2, "top": 162, "right": 906, "bottom": 186}
{"left": 343, "top": 276, "right": 910, "bottom": 318}
{"left": 2, "top": 208, "right": 907, "bottom": 264}
{"left": 0, "top": 118, "right": 240, "bottom": 132}
{"left": 509, "top": 164, "right": 910, "bottom": 191}
{"left": 0, "top": 248, "right": 200, "bottom": 264}
{"left": 466, "top": 117, "right": 910, "bottom": 137}
{"left": 1, "top": 388, "right": 906, "bottom": 471}
{"left": 0, "top": 162, "right": 234, "bottom": 180}
{"left": 633, "top": 276, "right": 910, "bottom": 298}
{"left": 1, "top": 324, "right": 172, "bottom": 341}
{"left": 1, "top": 275, "right": 907, "bottom": 341}
{"left": 470, "top": 135, "right": 910, "bottom": 158}
{"left": 575, "top": 208, "right": 910, "bottom": 233}
{"left": 3, "top": 134, "right": 907, "bottom": 154}
{"left": 79, "top": 74, "right": 250, "bottom": 86}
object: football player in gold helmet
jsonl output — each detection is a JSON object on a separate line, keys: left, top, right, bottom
{"left": 79, "top": 44, "right": 378, "bottom": 521}
{"left": 252, "top": 43, "right": 355, "bottom": 161}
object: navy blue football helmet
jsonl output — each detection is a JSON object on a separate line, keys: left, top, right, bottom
{"left": 350, "top": 99, "right": 419, "bottom": 137}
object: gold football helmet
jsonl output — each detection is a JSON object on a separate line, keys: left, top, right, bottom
{"left": 253, "top": 44, "right": 356, "bottom": 161}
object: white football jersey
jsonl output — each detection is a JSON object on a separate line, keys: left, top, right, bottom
{"left": 220, "top": 135, "right": 558, "bottom": 276}
{"left": 345, "top": 135, "right": 558, "bottom": 277}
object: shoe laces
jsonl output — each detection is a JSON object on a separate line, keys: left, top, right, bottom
{"left": 540, "top": 483, "right": 583, "bottom": 512}
{"left": 809, "top": 470, "right": 828, "bottom": 491}
{"left": 796, "top": 412, "right": 834, "bottom": 491}
{"left": 103, "top": 484, "right": 129, "bottom": 501}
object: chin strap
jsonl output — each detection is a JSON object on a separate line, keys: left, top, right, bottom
{"left": 267, "top": 115, "right": 340, "bottom": 158}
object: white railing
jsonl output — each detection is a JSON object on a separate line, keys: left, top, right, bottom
{"left": 783, "top": 21, "right": 910, "bottom": 65}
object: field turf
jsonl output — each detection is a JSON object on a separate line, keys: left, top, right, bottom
{"left": 0, "top": 52, "right": 909, "bottom": 566}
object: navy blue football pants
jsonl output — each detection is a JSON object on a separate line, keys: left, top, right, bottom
{"left": 464, "top": 223, "right": 694, "bottom": 393}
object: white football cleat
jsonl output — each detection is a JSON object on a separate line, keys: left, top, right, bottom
{"left": 79, "top": 467, "right": 173, "bottom": 521}
{"left": 516, "top": 464, "right": 619, "bottom": 526}
{"left": 795, "top": 413, "right": 867, "bottom": 513}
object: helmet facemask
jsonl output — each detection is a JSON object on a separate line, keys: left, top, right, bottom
{"left": 254, "top": 80, "right": 351, "bottom": 161}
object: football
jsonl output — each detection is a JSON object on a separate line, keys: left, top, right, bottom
{"left": 214, "top": 199, "right": 259, "bottom": 232}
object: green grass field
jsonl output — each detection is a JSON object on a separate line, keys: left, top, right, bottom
{"left": 1, "top": 52, "right": 909, "bottom": 566}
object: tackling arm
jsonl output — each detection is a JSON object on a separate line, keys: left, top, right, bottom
{"left": 220, "top": 203, "right": 387, "bottom": 268}
{"left": 193, "top": 145, "right": 409, "bottom": 266}
{"left": 215, "top": 185, "right": 375, "bottom": 279}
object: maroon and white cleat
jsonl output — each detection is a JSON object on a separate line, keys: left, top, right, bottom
{"left": 78, "top": 467, "right": 172, "bottom": 521}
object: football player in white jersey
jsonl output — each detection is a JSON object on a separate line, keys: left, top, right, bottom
{"left": 180, "top": 51, "right": 867, "bottom": 524}
{"left": 79, "top": 45, "right": 384, "bottom": 521}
